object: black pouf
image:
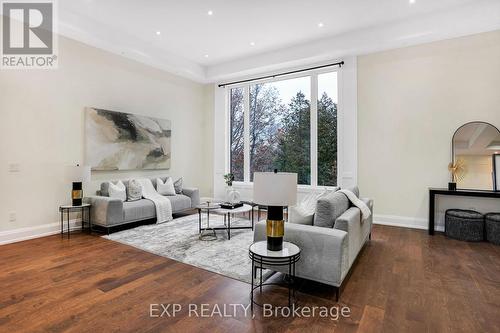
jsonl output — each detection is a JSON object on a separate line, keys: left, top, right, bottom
{"left": 485, "top": 213, "right": 500, "bottom": 245}
{"left": 445, "top": 209, "right": 484, "bottom": 242}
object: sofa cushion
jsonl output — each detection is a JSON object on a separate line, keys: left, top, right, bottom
{"left": 108, "top": 181, "right": 126, "bottom": 202}
{"left": 174, "top": 178, "right": 183, "bottom": 194}
{"left": 167, "top": 194, "right": 191, "bottom": 212}
{"left": 127, "top": 179, "right": 143, "bottom": 202}
{"left": 343, "top": 186, "right": 359, "bottom": 198}
{"left": 123, "top": 199, "right": 156, "bottom": 222}
{"left": 101, "top": 180, "right": 130, "bottom": 197}
{"left": 313, "top": 191, "right": 349, "bottom": 228}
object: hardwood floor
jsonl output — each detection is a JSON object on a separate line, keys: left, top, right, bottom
{"left": 0, "top": 225, "right": 499, "bottom": 333}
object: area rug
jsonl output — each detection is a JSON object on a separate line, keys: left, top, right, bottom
{"left": 103, "top": 214, "right": 263, "bottom": 283}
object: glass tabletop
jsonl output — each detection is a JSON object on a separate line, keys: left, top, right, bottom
{"left": 249, "top": 241, "right": 300, "bottom": 258}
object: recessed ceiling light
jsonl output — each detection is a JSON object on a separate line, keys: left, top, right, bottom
{"left": 318, "top": 22, "right": 324, "bottom": 28}
{"left": 156, "top": 31, "right": 161, "bottom": 35}
{"left": 409, "top": 0, "right": 416, "bottom": 4}
{"left": 204, "top": 54, "right": 209, "bottom": 58}
{"left": 250, "top": 42, "right": 255, "bottom": 46}
{"left": 207, "top": 10, "right": 213, "bottom": 15}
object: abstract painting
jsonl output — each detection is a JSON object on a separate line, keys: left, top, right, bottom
{"left": 85, "top": 108, "right": 171, "bottom": 170}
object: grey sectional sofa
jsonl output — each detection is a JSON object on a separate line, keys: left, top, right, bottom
{"left": 84, "top": 177, "right": 200, "bottom": 233}
{"left": 254, "top": 186, "right": 372, "bottom": 300}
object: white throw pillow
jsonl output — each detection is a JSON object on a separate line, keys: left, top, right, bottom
{"left": 108, "top": 181, "right": 126, "bottom": 202}
{"left": 288, "top": 192, "right": 325, "bottom": 225}
{"left": 157, "top": 177, "right": 176, "bottom": 196}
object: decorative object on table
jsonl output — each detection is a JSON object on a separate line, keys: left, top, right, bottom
{"left": 253, "top": 170, "right": 297, "bottom": 251}
{"left": 65, "top": 164, "right": 91, "bottom": 206}
{"left": 223, "top": 173, "right": 240, "bottom": 204}
{"left": 249, "top": 241, "right": 301, "bottom": 310}
{"left": 220, "top": 202, "right": 244, "bottom": 210}
{"left": 447, "top": 159, "right": 466, "bottom": 191}
{"left": 156, "top": 177, "right": 176, "bottom": 196}
{"left": 485, "top": 213, "right": 500, "bottom": 245}
{"left": 59, "top": 204, "right": 92, "bottom": 238}
{"left": 451, "top": 121, "right": 500, "bottom": 191}
{"left": 223, "top": 173, "right": 235, "bottom": 186}
{"left": 445, "top": 209, "right": 484, "bottom": 242}
{"left": 85, "top": 107, "right": 171, "bottom": 171}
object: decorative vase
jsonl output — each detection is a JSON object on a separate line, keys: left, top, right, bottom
{"left": 448, "top": 182, "right": 457, "bottom": 191}
{"left": 226, "top": 186, "right": 240, "bottom": 204}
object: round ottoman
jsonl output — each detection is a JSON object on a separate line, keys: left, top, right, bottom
{"left": 445, "top": 209, "right": 484, "bottom": 242}
{"left": 485, "top": 213, "right": 500, "bottom": 245}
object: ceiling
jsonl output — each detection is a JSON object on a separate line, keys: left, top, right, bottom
{"left": 58, "top": 0, "right": 500, "bottom": 82}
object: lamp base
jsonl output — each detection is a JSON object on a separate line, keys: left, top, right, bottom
{"left": 267, "top": 236, "right": 283, "bottom": 251}
{"left": 72, "top": 182, "right": 83, "bottom": 206}
{"left": 266, "top": 206, "right": 284, "bottom": 251}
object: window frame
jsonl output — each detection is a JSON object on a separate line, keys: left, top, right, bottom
{"left": 226, "top": 67, "right": 342, "bottom": 189}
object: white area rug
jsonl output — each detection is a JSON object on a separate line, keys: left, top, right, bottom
{"left": 103, "top": 214, "right": 259, "bottom": 283}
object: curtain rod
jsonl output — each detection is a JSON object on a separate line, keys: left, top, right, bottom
{"left": 217, "top": 61, "right": 344, "bottom": 88}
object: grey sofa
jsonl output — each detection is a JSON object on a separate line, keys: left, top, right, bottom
{"left": 254, "top": 186, "right": 372, "bottom": 300}
{"left": 84, "top": 177, "right": 200, "bottom": 233}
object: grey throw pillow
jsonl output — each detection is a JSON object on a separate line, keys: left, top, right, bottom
{"left": 174, "top": 178, "right": 183, "bottom": 194}
{"left": 313, "top": 191, "right": 349, "bottom": 228}
{"left": 127, "top": 179, "right": 142, "bottom": 202}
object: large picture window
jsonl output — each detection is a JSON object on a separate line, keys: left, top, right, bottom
{"left": 229, "top": 70, "right": 339, "bottom": 186}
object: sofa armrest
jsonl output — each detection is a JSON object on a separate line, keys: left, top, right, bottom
{"left": 254, "top": 221, "right": 349, "bottom": 286}
{"left": 334, "top": 205, "right": 372, "bottom": 268}
{"left": 83, "top": 196, "right": 123, "bottom": 226}
{"left": 360, "top": 197, "right": 373, "bottom": 213}
{"left": 182, "top": 187, "right": 200, "bottom": 207}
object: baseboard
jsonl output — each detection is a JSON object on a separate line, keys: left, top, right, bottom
{"left": 0, "top": 219, "right": 82, "bottom": 245}
{"left": 373, "top": 214, "right": 444, "bottom": 232}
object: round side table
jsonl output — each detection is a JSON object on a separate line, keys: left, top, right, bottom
{"left": 249, "top": 241, "right": 301, "bottom": 311}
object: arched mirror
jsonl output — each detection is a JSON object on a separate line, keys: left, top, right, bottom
{"left": 452, "top": 121, "right": 500, "bottom": 191}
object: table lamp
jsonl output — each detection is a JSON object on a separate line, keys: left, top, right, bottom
{"left": 66, "top": 164, "right": 91, "bottom": 206}
{"left": 253, "top": 171, "right": 297, "bottom": 251}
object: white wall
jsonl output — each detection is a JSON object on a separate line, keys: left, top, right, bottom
{"left": 0, "top": 36, "right": 213, "bottom": 239}
{"left": 358, "top": 30, "right": 500, "bottom": 230}
{"left": 212, "top": 57, "right": 358, "bottom": 202}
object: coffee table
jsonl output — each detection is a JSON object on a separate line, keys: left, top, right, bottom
{"left": 212, "top": 204, "right": 254, "bottom": 240}
{"left": 197, "top": 203, "right": 221, "bottom": 240}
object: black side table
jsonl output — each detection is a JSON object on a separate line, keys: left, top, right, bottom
{"left": 59, "top": 204, "right": 92, "bottom": 238}
{"left": 249, "top": 241, "right": 301, "bottom": 311}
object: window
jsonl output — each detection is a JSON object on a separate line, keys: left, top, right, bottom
{"left": 229, "top": 70, "right": 338, "bottom": 187}
{"left": 318, "top": 72, "right": 338, "bottom": 186}
{"left": 229, "top": 87, "right": 244, "bottom": 181}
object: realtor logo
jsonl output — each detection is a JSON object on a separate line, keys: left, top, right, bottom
{"left": 1, "top": 0, "right": 58, "bottom": 69}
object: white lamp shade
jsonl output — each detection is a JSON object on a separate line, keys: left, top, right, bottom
{"left": 65, "top": 165, "right": 91, "bottom": 183}
{"left": 253, "top": 172, "right": 297, "bottom": 206}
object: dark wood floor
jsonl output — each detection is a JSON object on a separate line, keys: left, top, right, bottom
{"left": 0, "top": 224, "right": 499, "bottom": 333}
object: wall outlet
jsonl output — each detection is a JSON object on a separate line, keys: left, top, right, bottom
{"left": 9, "top": 212, "right": 16, "bottom": 222}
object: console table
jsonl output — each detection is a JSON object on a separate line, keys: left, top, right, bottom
{"left": 428, "top": 188, "right": 500, "bottom": 235}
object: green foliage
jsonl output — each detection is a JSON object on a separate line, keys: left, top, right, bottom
{"left": 229, "top": 85, "right": 337, "bottom": 186}
{"left": 223, "top": 173, "right": 235, "bottom": 187}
